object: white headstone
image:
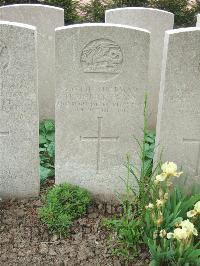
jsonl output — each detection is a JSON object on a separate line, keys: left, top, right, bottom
{"left": 156, "top": 28, "right": 200, "bottom": 181}
{"left": 196, "top": 14, "right": 200, "bottom": 26}
{"left": 105, "top": 7, "right": 174, "bottom": 128}
{"left": 55, "top": 24, "right": 150, "bottom": 201}
{"left": 0, "top": 4, "right": 64, "bottom": 119}
{"left": 0, "top": 21, "right": 39, "bottom": 198}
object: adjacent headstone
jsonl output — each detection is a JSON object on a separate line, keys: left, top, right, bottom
{"left": 0, "top": 21, "right": 39, "bottom": 198}
{"left": 155, "top": 28, "right": 200, "bottom": 181}
{"left": 0, "top": 4, "right": 64, "bottom": 119}
{"left": 55, "top": 24, "right": 150, "bottom": 201}
{"left": 196, "top": 14, "right": 200, "bottom": 26}
{"left": 106, "top": 8, "right": 174, "bottom": 128}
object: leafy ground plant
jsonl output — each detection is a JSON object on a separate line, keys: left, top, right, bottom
{"left": 38, "top": 183, "right": 91, "bottom": 236}
{"left": 104, "top": 95, "right": 157, "bottom": 260}
{"left": 104, "top": 95, "right": 200, "bottom": 265}
{"left": 39, "top": 119, "right": 55, "bottom": 184}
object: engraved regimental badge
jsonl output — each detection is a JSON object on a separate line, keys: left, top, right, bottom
{"left": 81, "top": 38, "right": 123, "bottom": 74}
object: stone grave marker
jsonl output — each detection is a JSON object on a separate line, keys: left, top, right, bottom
{"left": 0, "top": 4, "right": 64, "bottom": 119}
{"left": 55, "top": 24, "right": 150, "bottom": 201}
{"left": 0, "top": 21, "right": 39, "bottom": 198}
{"left": 105, "top": 8, "right": 174, "bottom": 128}
{"left": 155, "top": 28, "right": 200, "bottom": 181}
{"left": 196, "top": 14, "right": 200, "bottom": 26}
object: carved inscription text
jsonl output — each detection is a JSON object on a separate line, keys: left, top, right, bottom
{"left": 58, "top": 86, "right": 139, "bottom": 114}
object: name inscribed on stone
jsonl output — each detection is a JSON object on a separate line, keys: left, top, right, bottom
{"left": 58, "top": 86, "right": 138, "bottom": 113}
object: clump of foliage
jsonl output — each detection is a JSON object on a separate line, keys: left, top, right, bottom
{"left": 80, "top": 0, "right": 200, "bottom": 28}
{"left": 39, "top": 119, "right": 55, "bottom": 184}
{"left": 104, "top": 96, "right": 200, "bottom": 265}
{"left": 149, "top": 0, "right": 200, "bottom": 28}
{"left": 104, "top": 95, "right": 157, "bottom": 259}
{"left": 1, "top": 0, "right": 200, "bottom": 27}
{"left": 79, "top": 0, "right": 111, "bottom": 23}
{"left": 38, "top": 183, "right": 91, "bottom": 236}
{"left": 111, "top": 0, "right": 148, "bottom": 8}
{"left": 45, "top": 0, "right": 81, "bottom": 24}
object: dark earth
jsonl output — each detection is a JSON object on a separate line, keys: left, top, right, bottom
{"left": 0, "top": 180, "right": 149, "bottom": 266}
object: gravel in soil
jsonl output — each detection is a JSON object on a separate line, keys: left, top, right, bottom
{"left": 0, "top": 181, "right": 149, "bottom": 266}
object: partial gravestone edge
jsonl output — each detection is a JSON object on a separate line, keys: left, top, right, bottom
{"left": 105, "top": 7, "right": 174, "bottom": 130}
{"left": 0, "top": 3, "right": 64, "bottom": 120}
{"left": 55, "top": 23, "right": 150, "bottom": 34}
{"left": 0, "top": 22, "right": 39, "bottom": 199}
{"left": 155, "top": 27, "right": 200, "bottom": 180}
{"left": 105, "top": 7, "right": 174, "bottom": 19}
{"left": 0, "top": 4, "right": 64, "bottom": 12}
{"left": 196, "top": 14, "right": 200, "bottom": 26}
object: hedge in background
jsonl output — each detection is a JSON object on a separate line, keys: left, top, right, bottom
{"left": 80, "top": 0, "right": 200, "bottom": 27}
{"left": 0, "top": 0, "right": 200, "bottom": 30}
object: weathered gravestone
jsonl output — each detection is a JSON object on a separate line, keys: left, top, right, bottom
{"left": 196, "top": 14, "right": 200, "bottom": 26}
{"left": 0, "top": 4, "right": 64, "bottom": 119}
{"left": 0, "top": 21, "right": 39, "bottom": 198}
{"left": 156, "top": 28, "right": 200, "bottom": 182}
{"left": 55, "top": 24, "right": 150, "bottom": 201}
{"left": 105, "top": 8, "right": 174, "bottom": 128}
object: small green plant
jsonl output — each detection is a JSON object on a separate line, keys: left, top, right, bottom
{"left": 38, "top": 183, "right": 91, "bottom": 236}
{"left": 39, "top": 119, "right": 55, "bottom": 184}
{"left": 104, "top": 205, "right": 143, "bottom": 259}
{"left": 104, "top": 94, "right": 157, "bottom": 259}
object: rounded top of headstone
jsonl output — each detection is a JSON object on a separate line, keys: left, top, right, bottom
{"left": 197, "top": 14, "right": 200, "bottom": 27}
{"left": 0, "top": 4, "right": 64, "bottom": 12}
{"left": 55, "top": 23, "right": 150, "bottom": 34}
{"left": 0, "top": 21, "right": 36, "bottom": 72}
{"left": 166, "top": 27, "right": 200, "bottom": 36}
{"left": 106, "top": 7, "right": 174, "bottom": 17}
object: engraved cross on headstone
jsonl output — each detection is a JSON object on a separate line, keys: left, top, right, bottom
{"left": 80, "top": 117, "right": 119, "bottom": 174}
{"left": 183, "top": 138, "right": 200, "bottom": 176}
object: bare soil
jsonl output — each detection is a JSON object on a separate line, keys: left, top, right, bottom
{"left": 0, "top": 180, "right": 149, "bottom": 266}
